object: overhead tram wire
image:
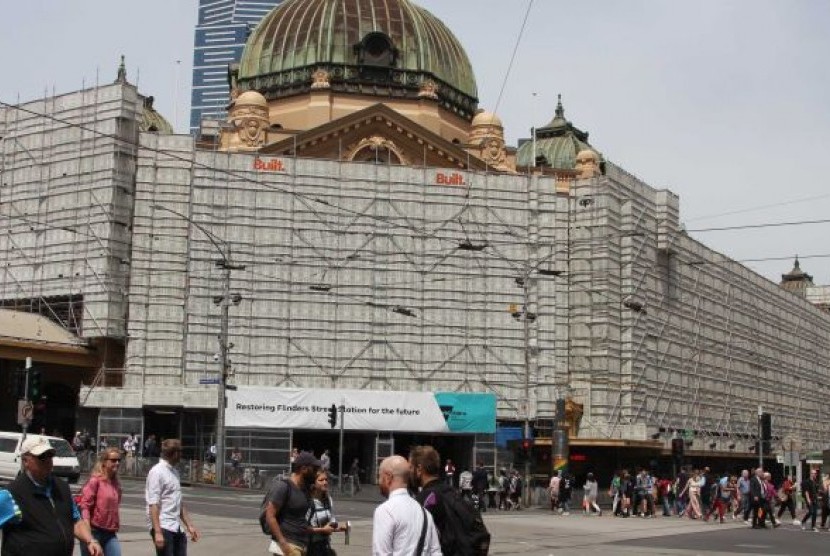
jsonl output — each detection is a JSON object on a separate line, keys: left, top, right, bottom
{"left": 0, "top": 99, "right": 450, "bottom": 243}
{"left": 0, "top": 208, "right": 471, "bottom": 270}
{"left": 9, "top": 97, "right": 830, "bottom": 293}
{"left": 1, "top": 99, "right": 663, "bottom": 251}
{"left": 687, "top": 217, "right": 830, "bottom": 233}
{"left": 1, "top": 99, "right": 540, "bottom": 249}
{"left": 685, "top": 192, "right": 830, "bottom": 223}
{"left": 491, "top": 0, "right": 535, "bottom": 117}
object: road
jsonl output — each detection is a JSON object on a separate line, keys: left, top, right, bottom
{"left": 2, "top": 476, "right": 825, "bottom": 554}
{"left": 109, "top": 479, "right": 827, "bottom": 555}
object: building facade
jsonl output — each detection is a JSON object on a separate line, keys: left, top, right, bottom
{"left": 191, "top": 0, "right": 282, "bottom": 134}
{"left": 2, "top": 0, "right": 829, "bottom": 480}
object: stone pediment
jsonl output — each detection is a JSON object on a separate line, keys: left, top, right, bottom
{"left": 259, "top": 104, "right": 492, "bottom": 171}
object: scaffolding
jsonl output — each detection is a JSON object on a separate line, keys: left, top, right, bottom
{"left": 4, "top": 81, "right": 830, "bottom": 453}
{"left": 0, "top": 83, "right": 140, "bottom": 345}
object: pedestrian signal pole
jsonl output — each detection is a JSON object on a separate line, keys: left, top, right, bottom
{"left": 338, "top": 398, "right": 345, "bottom": 493}
{"left": 757, "top": 405, "right": 763, "bottom": 469}
{"left": 22, "top": 357, "right": 32, "bottom": 438}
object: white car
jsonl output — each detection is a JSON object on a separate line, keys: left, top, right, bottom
{"left": 0, "top": 432, "right": 81, "bottom": 484}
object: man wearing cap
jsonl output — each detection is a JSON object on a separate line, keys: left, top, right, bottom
{"left": 0, "top": 436, "right": 102, "bottom": 556}
{"left": 263, "top": 451, "right": 320, "bottom": 556}
{"left": 146, "top": 439, "right": 200, "bottom": 556}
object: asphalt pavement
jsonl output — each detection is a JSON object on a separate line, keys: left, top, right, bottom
{"left": 80, "top": 479, "right": 828, "bottom": 555}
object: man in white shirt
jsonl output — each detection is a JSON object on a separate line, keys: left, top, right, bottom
{"left": 146, "top": 439, "right": 200, "bottom": 556}
{"left": 372, "top": 455, "right": 441, "bottom": 556}
{"left": 123, "top": 433, "right": 138, "bottom": 474}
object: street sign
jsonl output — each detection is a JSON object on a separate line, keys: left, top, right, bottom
{"left": 17, "top": 400, "right": 33, "bottom": 426}
{"left": 783, "top": 451, "right": 800, "bottom": 467}
{"left": 199, "top": 378, "right": 221, "bottom": 385}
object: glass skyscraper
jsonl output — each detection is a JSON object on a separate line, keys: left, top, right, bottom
{"left": 191, "top": 0, "right": 282, "bottom": 134}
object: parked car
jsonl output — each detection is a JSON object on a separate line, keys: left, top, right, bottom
{"left": 0, "top": 432, "right": 81, "bottom": 483}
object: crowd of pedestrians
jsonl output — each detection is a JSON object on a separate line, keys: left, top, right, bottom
{"left": 552, "top": 464, "right": 825, "bottom": 534}
{"left": 5, "top": 431, "right": 830, "bottom": 556}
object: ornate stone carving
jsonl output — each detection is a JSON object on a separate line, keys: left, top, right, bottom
{"left": 311, "top": 69, "right": 331, "bottom": 89}
{"left": 481, "top": 137, "right": 507, "bottom": 169}
{"left": 574, "top": 149, "right": 602, "bottom": 179}
{"left": 564, "top": 398, "right": 584, "bottom": 438}
{"left": 418, "top": 79, "right": 439, "bottom": 100}
{"left": 346, "top": 135, "right": 409, "bottom": 165}
{"left": 468, "top": 110, "right": 510, "bottom": 171}
{"left": 228, "top": 91, "right": 270, "bottom": 148}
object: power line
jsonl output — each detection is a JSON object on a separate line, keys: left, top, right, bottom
{"left": 684, "top": 252, "right": 830, "bottom": 266}
{"left": 685, "top": 192, "right": 830, "bottom": 223}
{"left": 687, "top": 217, "right": 830, "bottom": 233}
{"left": 492, "top": 0, "right": 534, "bottom": 117}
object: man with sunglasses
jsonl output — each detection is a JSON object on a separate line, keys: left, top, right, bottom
{"left": 0, "top": 436, "right": 102, "bottom": 556}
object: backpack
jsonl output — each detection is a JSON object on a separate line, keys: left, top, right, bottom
{"left": 424, "top": 482, "right": 490, "bottom": 556}
{"left": 259, "top": 478, "right": 291, "bottom": 535}
{"left": 710, "top": 481, "right": 721, "bottom": 501}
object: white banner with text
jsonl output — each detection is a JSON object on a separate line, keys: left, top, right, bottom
{"left": 226, "top": 387, "right": 459, "bottom": 432}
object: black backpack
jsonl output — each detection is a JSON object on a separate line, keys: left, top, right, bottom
{"left": 427, "top": 483, "right": 490, "bottom": 556}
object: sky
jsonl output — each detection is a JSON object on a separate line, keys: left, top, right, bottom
{"left": 2, "top": 0, "right": 830, "bottom": 285}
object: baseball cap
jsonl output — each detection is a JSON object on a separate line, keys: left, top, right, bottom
{"left": 293, "top": 451, "right": 322, "bottom": 468}
{"left": 21, "top": 437, "right": 55, "bottom": 457}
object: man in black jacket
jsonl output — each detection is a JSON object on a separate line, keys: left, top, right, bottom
{"left": 410, "top": 445, "right": 490, "bottom": 556}
{"left": 0, "top": 436, "right": 101, "bottom": 556}
{"left": 801, "top": 468, "right": 820, "bottom": 532}
{"left": 471, "top": 462, "right": 489, "bottom": 512}
{"left": 749, "top": 467, "right": 766, "bottom": 529}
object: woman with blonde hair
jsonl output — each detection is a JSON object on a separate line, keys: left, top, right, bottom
{"left": 679, "top": 469, "right": 702, "bottom": 519}
{"left": 79, "top": 447, "right": 123, "bottom": 556}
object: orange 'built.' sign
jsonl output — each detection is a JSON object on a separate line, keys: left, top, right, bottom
{"left": 435, "top": 172, "right": 466, "bottom": 186}
{"left": 254, "top": 158, "right": 285, "bottom": 172}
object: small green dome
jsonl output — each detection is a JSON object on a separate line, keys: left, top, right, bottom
{"left": 140, "top": 96, "right": 174, "bottom": 134}
{"left": 516, "top": 96, "right": 596, "bottom": 169}
{"left": 238, "top": 0, "right": 478, "bottom": 117}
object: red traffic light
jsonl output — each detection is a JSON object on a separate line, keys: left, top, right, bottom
{"left": 521, "top": 439, "right": 534, "bottom": 451}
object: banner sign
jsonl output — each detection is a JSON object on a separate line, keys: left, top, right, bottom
{"left": 226, "top": 387, "right": 496, "bottom": 434}
{"left": 434, "top": 392, "right": 496, "bottom": 433}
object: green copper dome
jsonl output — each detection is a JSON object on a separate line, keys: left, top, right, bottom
{"left": 516, "top": 96, "right": 596, "bottom": 169}
{"left": 140, "top": 96, "right": 174, "bottom": 134}
{"left": 238, "top": 0, "right": 478, "bottom": 118}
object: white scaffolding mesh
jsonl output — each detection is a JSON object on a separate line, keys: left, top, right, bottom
{"left": 4, "top": 82, "right": 830, "bottom": 452}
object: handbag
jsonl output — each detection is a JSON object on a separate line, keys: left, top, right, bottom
{"left": 269, "top": 540, "right": 336, "bottom": 556}
{"left": 306, "top": 540, "right": 337, "bottom": 556}
{"left": 777, "top": 490, "right": 788, "bottom": 503}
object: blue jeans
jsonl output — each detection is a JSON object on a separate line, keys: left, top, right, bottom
{"left": 802, "top": 501, "right": 818, "bottom": 528}
{"left": 81, "top": 528, "right": 121, "bottom": 556}
{"left": 151, "top": 529, "right": 188, "bottom": 556}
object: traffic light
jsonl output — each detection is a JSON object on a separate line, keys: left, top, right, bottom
{"left": 671, "top": 438, "right": 684, "bottom": 463}
{"left": 522, "top": 438, "right": 534, "bottom": 459}
{"left": 327, "top": 404, "right": 338, "bottom": 429}
{"left": 28, "top": 369, "right": 43, "bottom": 400}
{"left": 9, "top": 369, "right": 25, "bottom": 398}
{"left": 760, "top": 412, "right": 771, "bottom": 453}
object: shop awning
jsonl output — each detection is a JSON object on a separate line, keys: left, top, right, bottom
{"left": 0, "top": 309, "right": 96, "bottom": 366}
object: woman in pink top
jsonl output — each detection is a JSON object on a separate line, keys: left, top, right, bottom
{"left": 79, "top": 447, "right": 123, "bottom": 556}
